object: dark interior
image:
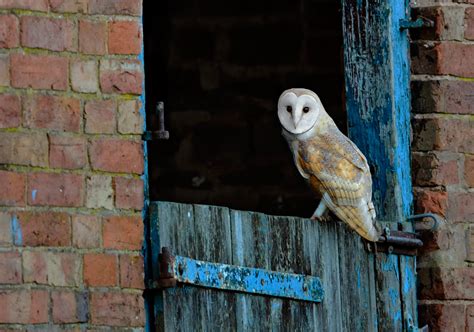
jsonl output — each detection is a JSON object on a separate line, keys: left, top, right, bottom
{"left": 143, "top": 0, "right": 345, "bottom": 217}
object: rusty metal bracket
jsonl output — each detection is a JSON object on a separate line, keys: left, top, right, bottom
{"left": 148, "top": 247, "right": 324, "bottom": 303}
{"left": 142, "top": 101, "right": 169, "bottom": 141}
{"left": 367, "top": 228, "right": 423, "bottom": 256}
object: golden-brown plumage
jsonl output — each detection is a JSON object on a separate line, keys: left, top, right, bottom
{"left": 278, "top": 88, "right": 381, "bottom": 241}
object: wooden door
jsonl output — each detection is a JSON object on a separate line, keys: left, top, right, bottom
{"left": 150, "top": 201, "right": 380, "bottom": 331}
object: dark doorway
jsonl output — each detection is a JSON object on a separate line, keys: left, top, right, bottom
{"left": 143, "top": 0, "right": 344, "bottom": 217}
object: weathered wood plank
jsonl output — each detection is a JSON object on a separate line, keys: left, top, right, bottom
{"left": 231, "top": 210, "right": 273, "bottom": 331}
{"left": 157, "top": 201, "right": 197, "bottom": 332}
{"left": 193, "top": 204, "right": 236, "bottom": 331}
{"left": 374, "top": 223, "right": 403, "bottom": 331}
{"left": 399, "top": 223, "right": 418, "bottom": 331}
{"left": 336, "top": 221, "right": 378, "bottom": 331}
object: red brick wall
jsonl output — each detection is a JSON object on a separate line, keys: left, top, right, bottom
{"left": 0, "top": 0, "right": 146, "bottom": 330}
{"left": 411, "top": 1, "right": 474, "bottom": 330}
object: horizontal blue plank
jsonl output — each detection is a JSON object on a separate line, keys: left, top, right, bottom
{"left": 173, "top": 255, "right": 324, "bottom": 303}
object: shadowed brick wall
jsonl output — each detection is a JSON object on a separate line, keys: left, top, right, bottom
{"left": 0, "top": 0, "right": 146, "bottom": 330}
{"left": 411, "top": 1, "right": 474, "bottom": 330}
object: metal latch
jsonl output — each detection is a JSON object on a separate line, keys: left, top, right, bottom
{"left": 367, "top": 228, "right": 423, "bottom": 256}
{"left": 142, "top": 101, "right": 169, "bottom": 141}
{"left": 400, "top": 17, "right": 434, "bottom": 30}
{"left": 148, "top": 247, "right": 324, "bottom": 303}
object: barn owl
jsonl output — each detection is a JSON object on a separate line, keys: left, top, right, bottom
{"left": 278, "top": 88, "right": 381, "bottom": 241}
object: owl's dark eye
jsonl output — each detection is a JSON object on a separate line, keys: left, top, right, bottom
{"left": 286, "top": 106, "right": 292, "bottom": 113}
{"left": 303, "top": 106, "right": 310, "bottom": 113}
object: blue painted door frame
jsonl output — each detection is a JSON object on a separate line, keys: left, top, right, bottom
{"left": 342, "top": 0, "right": 417, "bottom": 330}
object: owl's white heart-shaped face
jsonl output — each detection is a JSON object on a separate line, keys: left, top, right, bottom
{"left": 278, "top": 89, "right": 322, "bottom": 135}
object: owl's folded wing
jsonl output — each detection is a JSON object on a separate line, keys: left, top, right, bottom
{"left": 296, "top": 139, "right": 380, "bottom": 241}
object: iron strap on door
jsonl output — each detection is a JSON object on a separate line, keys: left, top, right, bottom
{"left": 149, "top": 247, "right": 324, "bottom": 303}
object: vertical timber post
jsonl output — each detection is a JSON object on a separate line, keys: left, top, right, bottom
{"left": 341, "top": 0, "right": 416, "bottom": 330}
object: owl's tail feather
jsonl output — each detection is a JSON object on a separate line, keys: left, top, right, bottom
{"left": 324, "top": 196, "right": 381, "bottom": 242}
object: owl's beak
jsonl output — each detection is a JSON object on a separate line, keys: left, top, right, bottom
{"left": 292, "top": 111, "right": 302, "bottom": 129}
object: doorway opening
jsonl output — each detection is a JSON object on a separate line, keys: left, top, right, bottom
{"left": 143, "top": 0, "right": 344, "bottom": 217}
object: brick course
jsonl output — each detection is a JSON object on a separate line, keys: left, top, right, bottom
{"left": 411, "top": 2, "right": 474, "bottom": 330}
{"left": 0, "top": 1, "right": 145, "bottom": 329}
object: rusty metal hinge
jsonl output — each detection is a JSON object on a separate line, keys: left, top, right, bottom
{"left": 147, "top": 247, "right": 324, "bottom": 303}
{"left": 142, "top": 101, "right": 169, "bottom": 141}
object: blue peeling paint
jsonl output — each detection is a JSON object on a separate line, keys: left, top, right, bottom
{"left": 403, "top": 262, "right": 414, "bottom": 294}
{"left": 31, "top": 189, "right": 37, "bottom": 201}
{"left": 173, "top": 256, "right": 324, "bottom": 303}
{"left": 10, "top": 215, "right": 22, "bottom": 246}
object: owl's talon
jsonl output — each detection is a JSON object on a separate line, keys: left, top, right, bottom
{"left": 310, "top": 215, "right": 330, "bottom": 222}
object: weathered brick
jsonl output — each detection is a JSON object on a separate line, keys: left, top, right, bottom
{"left": 52, "top": 290, "right": 88, "bottom": 323}
{"left": 0, "top": 0, "right": 48, "bottom": 11}
{"left": 0, "top": 212, "right": 12, "bottom": 246}
{"left": 411, "top": 6, "right": 465, "bottom": 41}
{"left": 17, "top": 211, "right": 71, "bottom": 247}
{"left": 414, "top": 188, "right": 448, "bottom": 218}
{"left": 86, "top": 174, "right": 113, "bottom": 209}
{"left": 103, "top": 216, "right": 143, "bottom": 250}
{"left": 49, "top": 0, "right": 88, "bottom": 13}
{"left": 412, "top": 152, "right": 459, "bottom": 186}
{"left": 412, "top": 117, "right": 474, "bottom": 153}
{"left": 0, "top": 54, "right": 9, "bottom": 86}
{"left": 114, "top": 177, "right": 144, "bottom": 210}
{"left": 467, "top": 225, "right": 474, "bottom": 262}
{"left": 448, "top": 192, "right": 474, "bottom": 222}
{"left": 465, "top": 154, "right": 474, "bottom": 187}
{"left": 119, "top": 254, "right": 144, "bottom": 289}
{"left": 28, "top": 173, "right": 84, "bottom": 207}
{"left": 0, "top": 251, "right": 21, "bottom": 284}
{"left": 99, "top": 59, "right": 143, "bottom": 95}
{"left": 419, "top": 303, "right": 465, "bottom": 331}
{"left": 84, "top": 253, "right": 118, "bottom": 286}
{"left": 22, "top": 250, "right": 47, "bottom": 284}
{"left": 89, "top": 138, "right": 144, "bottom": 174}
{"left": 21, "top": 16, "right": 75, "bottom": 51}
{"left": 84, "top": 99, "right": 116, "bottom": 134}
{"left": 0, "top": 290, "right": 49, "bottom": 324}
{"left": 466, "top": 8, "right": 474, "bottom": 40}
{"left": 0, "top": 132, "right": 48, "bottom": 167}
{"left": 23, "top": 251, "right": 81, "bottom": 286}
{"left": 412, "top": 42, "right": 474, "bottom": 77}
{"left": 11, "top": 53, "right": 68, "bottom": 90}
{"left": 419, "top": 267, "right": 473, "bottom": 300}
{"left": 72, "top": 215, "right": 101, "bottom": 248}
{"left": 49, "top": 135, "right": 87, "bottom": 170}
{"left": 0, "top": 14, "right": 19, "bottom": 48}
{"left": 71, "top": 59, "right": 98, "bottom": 93}
{"left": 108, "top": 20, "right": 142, "bottom": 55}
{"left": 79, "top": 19, "right": 106, "bottom": 55}
{"left": 0, "top": 170, "right": 25, "bottom": 206}
{"left": 24, "top": 94, "right": 81, "bottom": 132}
{"left": 0, "top": 94, "right": 21, "bottom": 128}
{"left": 118, "top": 100, "right": 143, "bottom": 134}
{"left": 468, "top": 305, "right": 474, "bottom": 332}
{"left": 90, "top": 291, "right": 145, "bottom": 327}
{"left": 411, "top": 80, "right": 474, "bottom": 115}
{"left": 88, "top": 0, "right": 141, "bottom": 16}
